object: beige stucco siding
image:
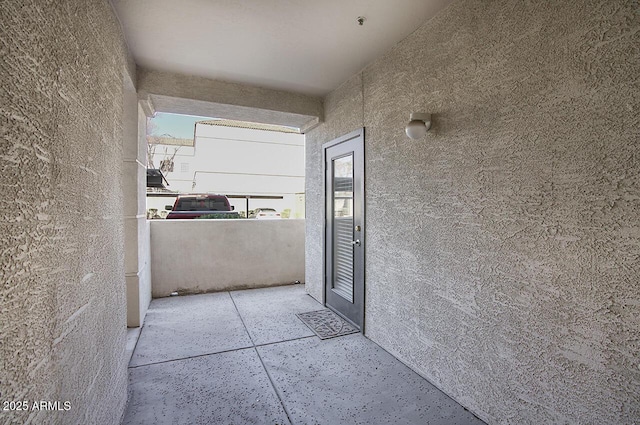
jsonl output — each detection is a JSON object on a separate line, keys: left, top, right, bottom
{"left": 305, "top": 1, "right": 640, "bottom": 423}
{"left": 0, "top": 1, "right": 132, "bottom": 423}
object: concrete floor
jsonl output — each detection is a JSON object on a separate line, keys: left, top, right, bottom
{"left": 123, "top": 285, "right": 485, "bottom": 425}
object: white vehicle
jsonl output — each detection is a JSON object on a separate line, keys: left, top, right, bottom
{"left": 249, "top": 208, "right": 281, "bottom": 219}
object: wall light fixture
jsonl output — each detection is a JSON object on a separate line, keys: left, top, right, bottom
{"left": 405, "top": 113, "right": 432, "bottom": 139}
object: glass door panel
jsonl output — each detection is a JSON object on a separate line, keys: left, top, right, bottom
{"left": 332, "top": 155, "right": 354, "bottom": 302}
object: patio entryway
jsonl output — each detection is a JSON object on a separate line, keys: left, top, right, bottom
{"left": 123, "top": 285, "right": 484, "bottom": 424}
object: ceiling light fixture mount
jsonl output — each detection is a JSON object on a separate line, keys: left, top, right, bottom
{"left": 405, "top": 112, "right": 432, "bottom": 139}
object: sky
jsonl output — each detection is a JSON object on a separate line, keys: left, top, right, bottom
{"left": 149, "top": 112, "right": 215, "bottom": 139}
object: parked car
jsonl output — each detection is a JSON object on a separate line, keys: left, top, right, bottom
{"left": 165, "top": 194, "right": 238, "bottom": 219}
{"left": 248, "top": 208, "right": 281, "bottom": 219}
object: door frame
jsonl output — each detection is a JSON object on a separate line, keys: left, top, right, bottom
{"left": 322, "top": 128, "right": 365, "bottom": 330}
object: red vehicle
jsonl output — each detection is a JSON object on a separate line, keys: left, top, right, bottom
{"left": 165, "top": 194, "right": 238, "bottom": 219}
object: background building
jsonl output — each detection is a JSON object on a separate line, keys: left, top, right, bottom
{"left": 147, "top": 117, "right": 305, "bottom": 218}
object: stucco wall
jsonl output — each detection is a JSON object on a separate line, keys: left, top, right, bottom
{"left": 124, "top": 98, "right": 152, "bottom": 327}
{"left": 304, "top": 74, "right": 364, "bottom": 303}
{"left": 151, "top": 220, "right": 305, "bottom": 297}
{"left": 305, "top": 1, "right": 640, "bottom": 423}
{"left": 1, "top": 1, "right": 131, "bottom": 424}
{"left": 137, "top": 68, "right": 323, "bottom": 131}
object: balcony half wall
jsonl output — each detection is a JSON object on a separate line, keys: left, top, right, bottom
{"left": 150, "top": 219, "right": 305, "bottom": 297}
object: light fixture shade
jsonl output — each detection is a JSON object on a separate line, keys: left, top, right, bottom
{"left": 405, "top": 120, "right": 427, "bottom": 139}
{"left": 405, "top": 113, "right": 432, "bottom": 139}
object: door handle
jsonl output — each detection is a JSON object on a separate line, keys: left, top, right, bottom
{"left": 351, "top": 239, "right": 361, "bottom": 247}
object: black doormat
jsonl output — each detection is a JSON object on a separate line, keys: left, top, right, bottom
{"left": 296, "top": 309, "right": 359, "bottom": 339}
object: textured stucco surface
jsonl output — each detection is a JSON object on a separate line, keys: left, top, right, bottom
{"left": 305, "top": 74, "right": 364, "bottom": 303}
{"left": 138, "top": 68, "right": 323, "bottom": 131}
{"left": 1, "top": 1, "right": 131, "bottom": 424}
{"left": 305, "top": 0, "right": 640, "bottom": 423}
{"left": 123, "top": 91, "right": 151, "bottom": 327}
{"left": 150, "top": 220, "right": 305, "bottom": 297}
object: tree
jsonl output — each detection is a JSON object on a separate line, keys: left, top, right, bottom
{"left": 146, "top": 117, "right": 181, "bottom": 179}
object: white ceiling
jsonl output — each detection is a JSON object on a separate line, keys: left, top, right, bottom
{"left": 113, "top": 0, "right": 452, "bottom": 97}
